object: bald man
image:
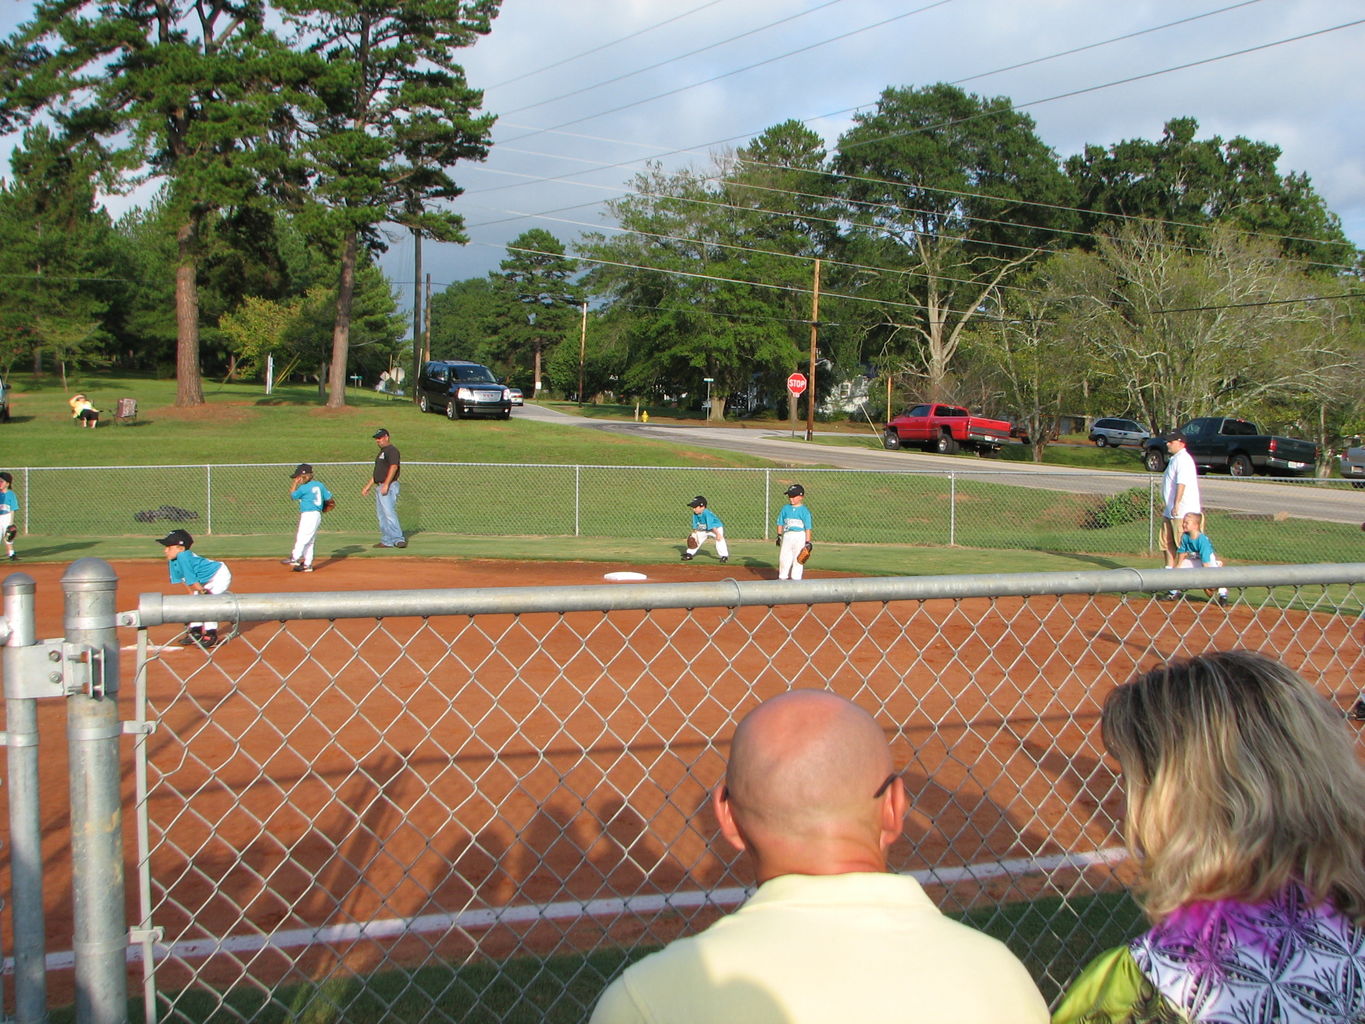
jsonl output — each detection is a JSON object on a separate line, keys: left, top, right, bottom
{"left": 590, "top": 690, "right": 1049, "bottom": 1024}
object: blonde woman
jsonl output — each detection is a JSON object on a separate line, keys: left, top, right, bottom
{"left": 1054, "top": 650, "right": 1365, "bottom": 1024}
{"left": 69, "top": 393, "right": 99, "bottom": 428}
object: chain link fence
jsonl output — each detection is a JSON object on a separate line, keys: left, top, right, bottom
{"left": 6, "top": 463, "right": 1362, "bottom": 562}
{"left": 1, "top": 563, "right": 1328, "bottom": 1021}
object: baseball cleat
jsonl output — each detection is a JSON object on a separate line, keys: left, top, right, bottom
{"left": 280, "top": 558, "right": 297, "bottom": 566}
{"left": 720, "top": 556, "right": 728, "bottom": 563}
{"left": 680, "top": 553, "right": 693, "bottom": 561}
{"left": 293, "top": 564, "right": 314, "bottom": 572}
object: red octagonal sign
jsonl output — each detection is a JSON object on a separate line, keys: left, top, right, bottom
{"left": 786, "top": 372, "right": 808, "bottom": 396}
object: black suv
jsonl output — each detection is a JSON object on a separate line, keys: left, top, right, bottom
{"left": 416, "top": 360, "right": 512, "bottom": 420}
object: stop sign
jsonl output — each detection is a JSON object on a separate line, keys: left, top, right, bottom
{"left": 787, "top": 373, "right": 808, "bottom": 396}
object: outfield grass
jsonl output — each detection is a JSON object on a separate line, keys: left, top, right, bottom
{"left": 1, "top": 374, "right": 771, "bottom": 469}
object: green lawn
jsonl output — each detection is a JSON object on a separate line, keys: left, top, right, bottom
{"left": 2, "top": 374, "right": 770, "bottom": 469}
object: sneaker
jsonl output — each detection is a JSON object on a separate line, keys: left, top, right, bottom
{"left": 198, "top": 632, "right": 219, "bottom": 650}
{"left": 280, "top": 558, "right": 298, "bottom": 566}
{"left": 1348, "top": 698, "right": 1365, "bottom": 723}
{"left": 719, "top": 556, "right": 728, "bottom": 564}
{"left": 681, "top": 553, "right": 694, "bottom": 561}
{"left": 1156, "top": 591, "right": 1179, "bottom": 601}
{"left": 395, "top": 540, "right": 407, "bottom": 548}
{"left": 6, "top": 553, "right": 15, "bottom": 561}
{"left": 293, "top": 564, "right": 314, "bottom": 573}
{"left": 179, "top": 629, "right": 203, "bottom": 646}
{"left": 1216, "top": 594, "right": 1229, "bottom": 607}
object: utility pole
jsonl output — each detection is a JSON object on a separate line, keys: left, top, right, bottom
{"left": 423, "top": 272, "right": 432, "bottom": 363}
{"left": 806, "top": 258, "right": 820, "bottom": 442}
{"left": 411, "top": 227, "right": 423, "bottom": 405}
{"left": 578, "top": 301, "right": 587, "bottom": 406}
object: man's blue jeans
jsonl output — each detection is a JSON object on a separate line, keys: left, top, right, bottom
{"left": 374, "top": 482, "right": 403, "bottom": 545}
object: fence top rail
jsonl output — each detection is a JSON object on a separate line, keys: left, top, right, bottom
{"left": 129, "top": 562, "right": 1365, "bottom": 626}
{"left": 4, "top": 461, "right": 1350, "bottom": 486}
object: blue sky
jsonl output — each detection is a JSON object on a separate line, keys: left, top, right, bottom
{"left": 3, "top": 0, "right": 1362, "bottom": 312}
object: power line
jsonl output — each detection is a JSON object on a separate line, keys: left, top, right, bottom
{"left": 485, "top": 0, "right": 730, "bottom": 91}
{"left": 496, "top": 0, "right": 958, "bottom": 145}
{"left": 460, "top": 11, "right": 1361, "bottom": 267}
{"left": 497, "top": 0, "right": 862, "bottom": 117}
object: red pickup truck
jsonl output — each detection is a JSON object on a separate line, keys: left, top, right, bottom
{"left": 883, "top": 403, "right": 1012, "bottom": 456}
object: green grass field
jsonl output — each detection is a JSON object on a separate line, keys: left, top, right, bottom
{"left": 5, "top": 372, "right": 1359, "bottom": 579}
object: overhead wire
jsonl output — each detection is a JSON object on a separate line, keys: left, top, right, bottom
{"left": 461, "top": 6, "right": 1360, "bottom": 270}
{"left": 429, "top": 7, "right": 1365, "bottom": 325}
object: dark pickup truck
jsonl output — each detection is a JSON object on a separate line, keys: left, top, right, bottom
{"left": 1143, "top": 417, "right": 1318, "bottom": 477}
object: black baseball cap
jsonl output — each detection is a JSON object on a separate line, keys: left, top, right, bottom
{"left": 785, "top": 483, "right": 805, "bottom": 497}
{"left": 372, "top": 428, "right": 389, "bottom": 439}
{"left": 291, "top": 463, "right": 313, "bottom": 477}
{"left": 1166, "top": 430, "right": 1187, "bottom": 444}
{"left": 688, "top": 495, "right": 707, "bottom": 508}
{"left": 156, "top": 529, "right": 194, "bottom": 548}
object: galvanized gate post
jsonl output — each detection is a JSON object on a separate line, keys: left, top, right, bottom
{"left": 62, "top": 559, "right": 127, "bottom": 1024}
{"left": 3, "top": 571, "right": 48, "bottom": 1023}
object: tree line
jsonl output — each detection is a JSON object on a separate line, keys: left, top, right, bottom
{"left": 0, "top": 8, "right": 1360, "bottom": 457}
{"left": 435, "top": 88, "right": 1363, "bottom": 459}
{"left": 0, "top": 0, "right": 500, "bottom": 406}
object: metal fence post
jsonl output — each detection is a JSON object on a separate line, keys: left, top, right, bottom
{"left": 949, "top": 472, "right": 957, "bottom": 546}
{"left": 63, "top": 558, "right": 127, "bottom": 1024}
{"left": 3, "top": 571, "right": 47, "bottom": 1023}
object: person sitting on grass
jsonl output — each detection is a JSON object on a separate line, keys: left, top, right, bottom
{"left": 1052, "top": 651, "right": 1365, "bottom": 1024}
{"left": 69, "top": 393, "right": 100, "bottom": 428}
{"left": 1174, "top": 511, "right": 1229, "bottom": 605}
{"left": 590, "top": 690, "right": 1048, "bottom": 1024}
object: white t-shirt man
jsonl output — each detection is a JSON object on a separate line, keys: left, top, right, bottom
{"left": 1162, "top": 442, "right": 1200, "bottom": 519}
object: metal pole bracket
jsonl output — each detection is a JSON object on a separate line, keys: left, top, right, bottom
{"left": 5, "top": 639, "right": 107, "bottom": 699}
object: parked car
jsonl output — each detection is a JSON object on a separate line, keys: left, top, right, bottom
{"left": 1088, "top": 417, "right": 1148, "bottom": 448}
{"left": 1339, "top": 440, "right": 1365, "bottom": 488}
{"left": 884, "top": 403, "right": 1012, "bottom": 456}
{"left": 508, "top": 387, "right": 524, "bottom": 407}
{"left": 416, "top": 360, "right": 512, "bottom": 420}
{"left": 1142, "top": 417, "right": 1318, "bottom": 477}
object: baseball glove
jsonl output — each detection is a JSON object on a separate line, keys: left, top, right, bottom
{"left": 322, "top": 498, "right": 337, "bottom": 513}
{"left": 775, "top": 537, "right": 782, "bottom": 549}
{"left": 3, "top": 525, "right": 14, "bottom": 542}
{"left": 797, "top": 541, "right": 813, "bottom": 564}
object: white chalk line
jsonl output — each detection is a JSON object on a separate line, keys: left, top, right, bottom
{"left": 10, "top": 847, "right": 1127, "bottom": 972}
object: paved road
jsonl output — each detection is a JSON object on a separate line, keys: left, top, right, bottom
{"left": 516, "top": 404, "right": 1365, "bottom": 526}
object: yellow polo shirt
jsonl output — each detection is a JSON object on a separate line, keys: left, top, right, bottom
{"left": 590, "top": 871, "right": 1049, "bottom": 1024}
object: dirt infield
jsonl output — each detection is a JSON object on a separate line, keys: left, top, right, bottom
{"left": 5, "top": 555, "right": 1359, "bottom": 1005}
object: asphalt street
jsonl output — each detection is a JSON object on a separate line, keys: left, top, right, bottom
{"left": 515, "top": 403, "right": 1365, "bottom": 527}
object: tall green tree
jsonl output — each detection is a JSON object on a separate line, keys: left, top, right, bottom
{"left": 0, "top": 125, "right": 115, "bottom": 380}
{"left": 1065, "top": 117, "right": 1356, "bottom": 266}
{"left": 834, "top": 83, "right": 1078, "bottom": 402}
{"left": 491, "top": 229, "right": 581, "bottom": 396}
{"left": 428, "top": 276, "right": 500, "bottom": 365}
{"left": 278, "top": 0, "right": 499, "bottom": 408}
{"left": 0, "top": 0, "right": 308, "bottom": 404}
{"left": 581, "top": 122, "right": 836, "bottom": 419}
{"left": 1048, "top": 223, "right": 1352, "bottom": 432}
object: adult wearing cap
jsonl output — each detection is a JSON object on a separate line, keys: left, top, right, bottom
{"left": 775, "top": 483, "right": 812, "bottom": 581}
{"left": 286, "top": 463, "right": 333, "bottom": 572}
{"left": 1160, "top": 430, "right": 1202, "bottom": 576}
{"left": 361, "top": 429, "right": 405, "bottom": 548}
{"left": 683, "top": 495, "right": 728, "bottom": 563}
